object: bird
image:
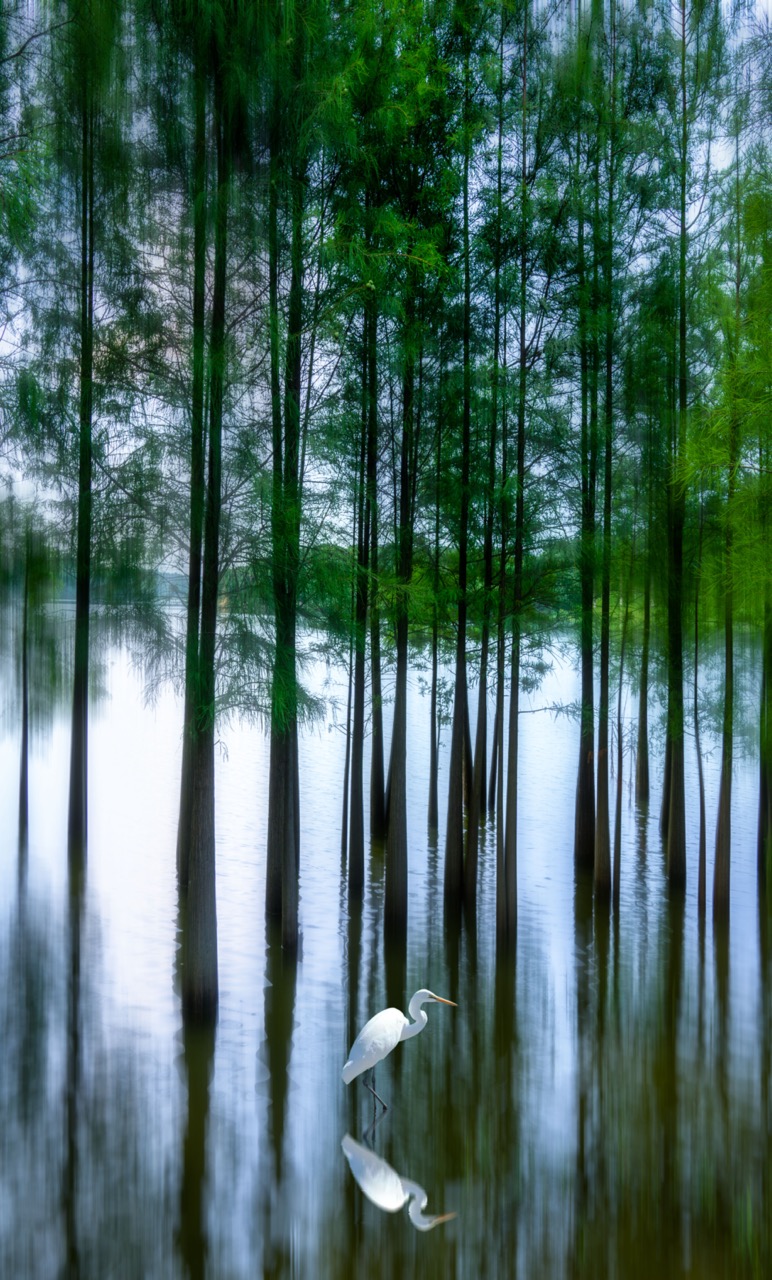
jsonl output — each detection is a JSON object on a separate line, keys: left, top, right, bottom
{"left": 342, "top": 988, "right": 456, "bottom": 1109}
{"left": 341, "top": 1135, "right": 456, "bottom": 1231}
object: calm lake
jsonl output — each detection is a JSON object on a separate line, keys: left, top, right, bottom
{"left": 1, "top": 619, "right": 769, "bottom": 1278}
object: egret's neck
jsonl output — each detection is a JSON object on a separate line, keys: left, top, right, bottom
{"left": 402, "top": 1180, "right": 433, "bottom": 1231}
{"left": 400, "top": 1007, "right": 428, "bottom": 1041}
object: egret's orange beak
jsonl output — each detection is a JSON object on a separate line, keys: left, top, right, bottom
{"left": 433, "top": 996, "right": 457, "bottom": 1006}
{"left": 431, "top": 1211, "right": 457, "bottom": 1225}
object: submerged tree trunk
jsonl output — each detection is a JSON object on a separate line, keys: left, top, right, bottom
{"left": 177, "top": 35, "right": 207, "bottom": 892}
{"left": 695, "top": 500, "right": 707, "bottom": 921}
{"left": 369, "top": 496, "right": 386, "bottom": 840}
{"left": 495, "top": 314, "right": 509, "bottom": 944}
{"left": 714, "top": 139, "right": 742, "bottom": 924}
{"left": 595, "top": 12, "right": 616, "bottom": 900}
{"left": 340, "top": 506, "right": 357, "bottom": 867}
{"left": 18, "top": 543, "right": 30, "bottom": 855}
{"left": 368, "top": 286, "right": 385, "bottom": 838}
{"left": 446, "top": 42, "right": 472, "bottom": 917}
{"left": 613, "top": 542, "right": 633, "bottom": 908}
{"left": 385, "top": 272, "right": 416, "bottom": 938}
{"left": 759, "top": 595, "right": 772, "bottom": 887}
{"left": 574, "top": 144, "right": 596, "bottom": 871}
{"left": 713, "top": 479, "right": 735, "bottom": 924}
{"left": 469, "top": 11, "right": 504, "bottom": 877}
{"left": 184, "top": 73, "right": 229, "bottom": 1023}
{"left": 428, "top": 390, "right": 442, "bottom": 832}
{"left": 635, "top": 485, "right": 651, "bottom": 805}
{"left": 663, "top": 0, "right": 689, "bottom": 889}
{"left": 501, "top": 27, "right": 531, "bottom": 943}
{"left": 594, "top": 262, "right": 612, "bottom": 899}
{"left": 348, "top": 303, "right": 372, "bottom": 896}
{"left": 68, "top": 88, "right": 94, "bottom": 865}
{"left": 267, "top": 150, "right": 304, "bottom": 953}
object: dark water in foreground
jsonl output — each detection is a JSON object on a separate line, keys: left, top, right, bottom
{"left": 1, "top": 639, "right": 770, "bottom": 1278}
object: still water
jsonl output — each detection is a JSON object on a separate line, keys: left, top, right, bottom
{"left": 0, "top": 625, "right": 770, "bottom": 1278}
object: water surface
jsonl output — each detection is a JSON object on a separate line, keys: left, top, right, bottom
{"left": 0, "top": 633, "right": 769, "bottom": 1277}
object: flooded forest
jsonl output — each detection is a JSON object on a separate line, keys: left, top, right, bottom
{"left": 1, "top": 1, "right": 771, "bottom": 1277}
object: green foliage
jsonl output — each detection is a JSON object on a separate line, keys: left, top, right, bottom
{"left": 0, "top": 0, "right": 768, "bottom": 743}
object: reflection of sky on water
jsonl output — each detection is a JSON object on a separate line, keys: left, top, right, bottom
{"left": 0, "top": 629, "right": 769, "bottom": 1275}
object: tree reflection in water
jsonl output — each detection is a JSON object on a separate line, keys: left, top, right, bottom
{"left": 0, "top": 642, "right": 770, "bottom": 1276}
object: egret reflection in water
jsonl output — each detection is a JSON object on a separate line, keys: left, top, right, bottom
{"left": 341, "top": 1134, "right": 455, "bottom": 1231}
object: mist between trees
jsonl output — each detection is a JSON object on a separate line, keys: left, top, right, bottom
{"left": 1, "top": 0, "right": 770, "bottom": 1024}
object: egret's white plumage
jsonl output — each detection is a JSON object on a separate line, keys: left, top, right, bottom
{"left": 342, "top": 989, "right": 456, "bottom": 1098}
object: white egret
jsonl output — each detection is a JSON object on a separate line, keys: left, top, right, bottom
{"left": 341, "top": 1135, "right": 455, "bottom": 1231}
{"left": 342, "top": 988, "right": 456, "bottom": 1108}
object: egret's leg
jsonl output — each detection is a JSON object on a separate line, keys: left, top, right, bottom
{"left": 363, "top": 1068, "right": 388, "bottom": 1111}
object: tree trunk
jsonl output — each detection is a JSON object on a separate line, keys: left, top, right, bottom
{"left": 714, "top": 138, "right": 742, "bottom": 924}
{"left": 635, "top": 513, "right": 651, "bottom": 805}
{"left": 502, "top": 18, "right": 529, "bottom": 939}
{"left": 664, "top": 0, "right": 689, "bottom": 889}
{"left": 177, "top": 34, "right": 207, "bottom": 892}
{"left": 495, "top": 315, "right": 509, "bottom": 945}
{"left": 613, "top": 542, "right": 632, "bottom": 908}
{"left": 340, "top": 510, "right": 356, "bottom": 866}
{"left": 368, "top": 289, "right": 386, "bottom": 840}
{"left": 68, "top": 89, "right": 94, "bottom": 866}
{"left": 594, "top": 275, "right": 612, "bottom": 896}
{"left": 574, "top": 140, "right": 596, "bottom": 871}
{"left": 445, "top": 43, "right": 472, "bottom": 916}
{"left": 369, "top": 496, "right": 386, "bottom": 840}
{"left": 184, "top": 73, "right": 229, "bottom": 1024}
{"left": 18, "top": 542, "right": 29, "bottom": 859}
{"left": 759, "top": 595, "right": 772, "bottom": 887}
{"left": 348, "top": 305, "right": 371, "bottom": 896}
{"left": 695, "top": 500, "right": 707, "bottom": 921}
{"left": 428, "top": 389, "right": 441, "bottom": 832}
{"left": 271, "top": 144, "right": 304, "bottom": 953}
{"left": 384, "top": 272, "right": 416, "bottom": 938}
{"left": 469, "top": 11, "right": 504, "bottom": 883}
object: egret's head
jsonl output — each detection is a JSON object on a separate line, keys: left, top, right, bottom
{"left": 416, "top": 989, "right": 457, "bottom": 1007}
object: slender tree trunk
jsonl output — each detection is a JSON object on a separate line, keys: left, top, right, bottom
{"left": 348, "top": 306, "right": 371, "bottom": 895}
{"left": 595, "top": 12, "right": 616, "bottom": 899}
{"left": 340, "top": 629, "right": 353, "bottom": 864}
{"left": 369, "top": 497, "right": 386, "bottom": 839}
{"left": 714, "top": 137, "right": 742, "bottom": 924}
{"left": 428, "top": 389, "right": 442, "bottom": 832}
{"left": 613, "top": 540, "right": 632, "bottom": 909}
{"left": 177, "top": 36, "right": 207, "bottom": 891}
{"left": 385, "top": 270, "right": 416, "bottom": 938}
{"left": 502, "top": 16, "right": 529, "bottom": 939}
{"left": 713, "top": 586, "right": 734, "bottom": 920}
{"left": 18, "top": 542, "right": 29, "bottom": 853}
{"left": 695, "top": 498, "right": 707, "bottom": 921}
{"left": 273, "top": 154, "right": 304, "bottom": 953}
{"left": 368, "top": 290, "right": 386, "bottom": 839}
{"left": 495, "top": 313, "right": 509, "bottom": 945}
{"left": 574, "top": 143, "right": 596, "bottom": 871}
{"left": 265, "top": 91, "right": 284, "bottom": 924}
{"left": 636, "top": 457, "right": 651, "bottom": 805}
{"left": 759, "top": 593, "right": 772, "bottom": 887}
{"left": 340, "top": 506, "right": 357, "bottom": 866}
{"left": 184, "top": 75, "right": 229, "bottom": 1024}
{"left": 445, "top": 44, "right": 472, "bottom": 916}
{"left": 594, "top": 279, "right": 612, "bottom": 895}
{"left": 68, "top": 90, "right": 94, "bottom": 864}
{"left": 470, "top": 8, "right": 504, "bottom": 864}
{"left": 664, "top": 1, "right": 689, "bottom": 889}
